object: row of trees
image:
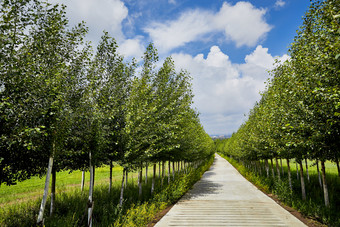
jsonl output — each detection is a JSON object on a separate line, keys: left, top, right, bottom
{"left": 218, "top": 0, "right": 339, "bottom": 208}
{"left": 0, "top": 0, "right": 214, "bottom": 225}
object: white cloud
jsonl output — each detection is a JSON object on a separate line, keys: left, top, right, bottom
{"left": 172, "top": 45, "right": 287, "bottom": 135}
{"left": 49, "top": 0, "right": 128, "bottom": 44}
{"left": 168, "top": 0, "right": 176, "bottom": 5}
{"left": 144, "top": 2, "right": 272, "bottom": 53}
{"left": 275, "top": 0, "right": 286, "bottom": 9}
{"left": 145, "top": 9, "right": 214, "bottom": 53}
{"left": 215, "top": 2, "right": 272, "bottom": 47}
{"left": 118, "top": 37, "right": 145, "bottom": 60}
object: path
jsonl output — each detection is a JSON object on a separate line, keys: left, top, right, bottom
{"left": 155, "top": 154, "right": 306, "bottom": 227}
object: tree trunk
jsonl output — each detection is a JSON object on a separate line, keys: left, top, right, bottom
{"left": 88, "top": 164, "right": 94, "bottom": 227}
{"left": 305, "top": 158, "right": 310, "bottom": 182}
{"left": 109, "top": 161, "right": 112, "bottom": 193}
{"left": 271, "top": 159, "right": 275, "bottom": 177}
{"left": 299, "top": 161, "right": 306, "bottom": 200}
{"left": 37, "top": 156, "right": 54, "bottom": 225}
{"left": 172, "top": 161, "right": 175, "bottom": 180}
{"left": 183, "top": 162, "right": 186, "bottom": 174}
{"left": 138, "top": 166, "right": 143, "bottom": 199}
{"left": 287, "top": 159, "right": 292, "bottom": 190}
{"left": 119, "top": 169, "right": 125, "bottom": 206}
{"left": 296, "top": 161, "right": 299, "bottom": 180}
{"left": 316, "top": 160, "right": 322, "bottom": 188}
{"left": 145, "top": 163, "right": 148, "bottom": 184}
{"left": 280, "top": 159, "right": 284, "bottom": 176}
{"left": 168, "top": 161, "right": 171, "bottom": 184}
{"left": 161, "top": 161, "right": 165, "bottom": 187}
{"left": 335, "top": 158, "right": 340, "bottom": 177}
{"left": 125, "top": 170, "right": 128, "bottom": 188}
{"left": 258, "top": 161, "right": 262, "bottom": 175}
{"left": 275, "top": 158, "right": 281, "bottom": 180}
{"left": 151, "top": 164, "right": 156, "bottom": 194}
{"left": 159, "top": 162, "right": 161, "bottom": 178}
{"left": 321, "top": 161, "right": 329, "bottom": 207}
{"left": 265, "top": 159, "right": 269, "bottom": 177}
{"left": 81, "top": 170, "right": 85, "bottom": 192}
{"left": 50, "top": 168, "right": 56, "bottom": 216}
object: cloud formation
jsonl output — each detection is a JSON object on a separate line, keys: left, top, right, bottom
{"left": 118, "top": 37, "right": 145, "bottom": 60}
{"left": 275, "top": 0, "right": 286, "bottom": 9}
{"left": 215, "top": 2, "right": 272, "bottom": 47}
{"left": 172, "top": 45, "right": 288, "bottom": 134}
{"left": 145, "top": 2, "right": 272, "bottom": 53}
{"left": 50, "top": 0, "right": 128, "bottom": 44}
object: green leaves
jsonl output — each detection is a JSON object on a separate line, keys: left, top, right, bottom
{"left": 221, "top": 0, "right": 340, "bottom": 163}
{"left": 0, "top": 0, "right": 213, "bottom": 186}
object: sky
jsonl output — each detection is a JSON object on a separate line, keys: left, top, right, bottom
{"left": 49, "top": 0, "right": 311, "bottom": 136}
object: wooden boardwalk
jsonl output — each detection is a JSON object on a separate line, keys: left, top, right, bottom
{"left": 155, "top": 154, "right": 306, "bottom": 227}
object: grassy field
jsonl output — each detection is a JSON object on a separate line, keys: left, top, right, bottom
{"left": 276, "top": 159, "right": 339, "bottom": 176}
{"left": 0, "top": 163, "right": 171, "bottom": 207}
{"left": 0, "top": 157, "right": 214, "bottom": 226}
{"left": 0, "top": 165, "right": 122, "bottom": 206}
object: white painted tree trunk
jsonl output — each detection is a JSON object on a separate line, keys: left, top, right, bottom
{"left": 275, "top": 158, "right": 281, "bottom": 180}
{"left": 299, "top": 161, "right": 306, "bottom": 200}
{"left": 321, "top": 161, "right": 329, "bottom": 207}
{"left": 145, "top": 163, "right": 148, "bottom": 184}
{"left": 138, "top": 166, "right": 143, "bottom": 199}
{"left": 37, "top": 156, "right": 54, "bottom": 225}
{"left": 316, "top": 160, "right": 322, "bottom": 188}
{"left": 287, "top": 159, "right": 292, "bottom": 190}
{"left": 257, "top": 161, "right": 262, "bottom": 175}
{"left": 81, "top": 170, "right": 85, "bottom": 192}
{"left": 161, "top": 161, "right": 165, "bottom": 187}
{"left": 271, "top": 159, "right": 275, "bottom": 177}
{"left": 50, "top": 168, "right": 56, "bottom": 216}
{"left": 305, "top": 158, "right": 310, "bottom": 182}
{"left": 125, "top": 170, "right": 128, "bottom": 188}
{"left": 151, "top": 164, "right": 156, "bottom": 194}
{"left": 88, "top": 164, "right": 94, "bottom": 227}
{"left": 178, "top": 161, "right": 180, "bottom": 173}
{"left": 109, "top": 161, "right": 112, "bottom": 193}
{"left": 335, "top": 158, "right": 340, "bottom": 177}
{"left": 168, "top": 161, "right": 171, "bottom": 184}
{"left": 265, "top": 159, "right": 269, "bottom": 177}
{"left": 119, "top": 169, "right": 125, "bottom": 206}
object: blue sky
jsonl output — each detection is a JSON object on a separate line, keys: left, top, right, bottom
{"left": 50, "top": 0, "right": 310, "bottom": 135}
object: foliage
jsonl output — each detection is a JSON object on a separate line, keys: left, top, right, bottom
{"left": 219, "top": 154, "right": 340, "bottom": 226}
{"left": 0, "top": 0, "right": 214, "bottom": 224}
{"left": 0, "top": 155, "right": 214, "bottom": 226}
{"left": 217, "top": 0, "right": 339, "bottom": 224}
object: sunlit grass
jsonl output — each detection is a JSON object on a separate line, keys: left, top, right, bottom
{"left": 0, "top": 163, "right": 172, "bottom": 206}
{"left": 278, "top": 159, "right": 338, "bottom": 175}
{"left": 0, "top": 158, "right": 214, "bottom": 226}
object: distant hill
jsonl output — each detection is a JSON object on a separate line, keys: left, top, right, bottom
{"left": 210, "top": 134, "right": 231, "bottom": 140}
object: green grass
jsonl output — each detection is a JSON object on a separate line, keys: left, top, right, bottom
{"left": 276, "top": 159, "right": 338, "bottom": 176}
{"left": 0, "top": 162, "right": 176, "bottom": 206}
{"left": 0, "top": 165, "right": 124, "bottom": 205}
{"left": 219, "top": 153, "right": 340, "bottom": 226}
{"left": 0, "top": 158, "right": 214, "bottom": 226}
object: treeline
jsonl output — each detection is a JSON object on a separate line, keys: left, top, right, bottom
{"left": 0, "top": 0, "right": 214, "bottom": 225}
{"left": 217, "top": 0, "right": 339, "bottom": 208}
